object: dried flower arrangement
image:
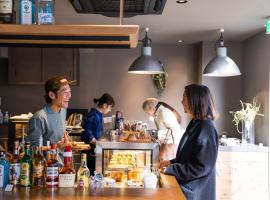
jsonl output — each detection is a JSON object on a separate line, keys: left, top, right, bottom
{"left": 229, "top": 99, "right": 264, "bottom": 133}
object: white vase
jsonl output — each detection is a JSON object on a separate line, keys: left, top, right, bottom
{"left": 241, "top": 120, "right": 255, "bottom": 145}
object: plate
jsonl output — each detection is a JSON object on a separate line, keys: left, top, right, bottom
{"left": 66, "top": 126, "right": 82, "bottom": 130}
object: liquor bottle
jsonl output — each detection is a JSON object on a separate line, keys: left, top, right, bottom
{"left": 77, "top": 153, "right": 90, "bottom": 188}
{"left": 20, "top": 141, "right": 32, "bottom": 187}
{"left": 45, "top": 143, "right": 59, "bottom": 187}
{"left": 59, "top": 145, "right": 75, "bottom": 187}
{"left": 33, "top": 146, "right": 45, "bottom": 187}
{"left": 0, "top": 151, "right": 9, "bottom": 188}
{"left": 114, "top": 111, "right": 124, "bottom": 133}
{"left": 3, "top": 111, "right": 9, "bottom": 124}
{"left": 0, "top": 0, "right": 13, "bottom": 23}
{"left": 9, "top": 140, "right": 20, "bottom": 185}
{"left": 18, "top": 0, "right": 35, "bottom": 24}
{"left": 0, "top": 109, "right": 3, "bottom": 124}
{"left": 38, "top": 0, "right": 54, "bottom": 25}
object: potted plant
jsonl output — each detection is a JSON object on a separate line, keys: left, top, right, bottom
{"left": 229, "top": 99, "right": 264, "bottom": 145}
{"left": 152, "top": 72, "right": 168, "bottom": 95}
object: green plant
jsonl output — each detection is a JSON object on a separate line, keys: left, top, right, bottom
{"left": 152, "top": 72, "right": 168, "bottom": 94}
{"left": 229, "top": 99, "right": 264, "bottom": 133}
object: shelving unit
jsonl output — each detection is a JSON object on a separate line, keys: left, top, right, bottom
{"left": 0, "top": 24, "right": 139, "bottom": 48}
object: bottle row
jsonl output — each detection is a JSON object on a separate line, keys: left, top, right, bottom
{"left": 0, "top": 0, "right": 55, "bottom": 25}
{"left": 0, "top": 140, "right": 90, "bottom": 189}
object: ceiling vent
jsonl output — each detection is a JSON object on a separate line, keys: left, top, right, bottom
{"left": 70, "top": 0, "right": 167, "bottom": 17}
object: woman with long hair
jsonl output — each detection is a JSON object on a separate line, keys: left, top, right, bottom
{"left": 159, "top": 84, "right": 218, "bottom": 200}
{"left": 142, "top": 98, "right": 184, "bottom": 160}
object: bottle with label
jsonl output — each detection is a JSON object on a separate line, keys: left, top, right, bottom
{"left": 19, "top": 127, "right": 26, "bottom": 155}
{"left": 114, "top": 111, "right": 124, "bottom": 133}
{"left": 0, "top": 109, "right": 3, "bottom": 124}
{"left": 19, "top": 0, "right": 35, "bottom": 24}
{"left": 59, "top": 145, "right": 75, "bottom": 187}
{"left": 33, "top": 145, "right": 45, "bottom": 187}
{"left": 0, "top": 0, "right": 13, "bottom": 23}
{"left": 20, "top": 141, "right": 32, "bottom": 187}
{"left": 45, "top": 143, "right": 59, "bottom": 187}
{"left": 77, "top": 153, "right": 90, "bottom": 188}
{"left": 3, "top": 111, "right": 9, "bottom": 124}
{"left": 38, "top": 0, "right": 54, "bottom": 24}
{"left": 0, "top": 151, "right": 9, "bottom": 188}
{"left": 9, "top": 140, "right": 20, "bottom": 185}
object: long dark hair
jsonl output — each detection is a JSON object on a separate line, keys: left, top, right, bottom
{"left": 93, "top": 93, "right": 115, "bottom": 107}
{"left": 156, "top": 102, "right": 181, "bottom": 124}
{"left": 184, "top": 84, "right": 217, "bottom": 120}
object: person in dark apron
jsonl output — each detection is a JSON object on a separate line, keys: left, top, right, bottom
{"left": 81, "top": 93, "right": 115, "bottom": 175}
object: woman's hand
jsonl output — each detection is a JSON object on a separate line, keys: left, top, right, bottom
{"left": 159, "top": 160, "right": 171, "bottom": 171}
{"left": 90, "top": 138, "right": 97, "bottom": 145}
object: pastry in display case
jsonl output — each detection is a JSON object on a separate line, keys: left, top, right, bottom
{"left": 96, "top": 140, "right": 159, "bottom": 188}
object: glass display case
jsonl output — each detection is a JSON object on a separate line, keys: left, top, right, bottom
{"left": 96, "top": 140, "right": 159, "bottom": 188}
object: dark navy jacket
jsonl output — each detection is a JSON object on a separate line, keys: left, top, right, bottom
{"left": 81, "top": 108, "right": 103, "bottom": 143}
{"left": 165, "top": 119, "right": 218, "bottom": 200}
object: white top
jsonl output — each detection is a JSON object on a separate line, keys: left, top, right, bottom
{"left": 154, "top": 105, "right": 184, "bottom": 145}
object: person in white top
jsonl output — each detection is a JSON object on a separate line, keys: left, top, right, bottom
{"left": 142, "top": 98, "right": 184, "bottom": 160}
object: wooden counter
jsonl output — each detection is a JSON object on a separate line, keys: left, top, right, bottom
{"left": 0, "top": 174, "right": 186, "bottom": 200}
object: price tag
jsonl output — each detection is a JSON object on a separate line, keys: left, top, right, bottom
{"left": 5, "top": 184, "right": 13, "bottom": 192}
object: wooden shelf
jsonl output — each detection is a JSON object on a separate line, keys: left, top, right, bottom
{"left": 0, "top": 24, "right": 139, "bottom": 48}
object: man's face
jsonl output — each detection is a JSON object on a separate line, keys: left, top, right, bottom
{"left": 53, "top": 84, "right": 72, "bottom": 109}
{"left": 145, "top": 108, "right": 155, "bottom": 116}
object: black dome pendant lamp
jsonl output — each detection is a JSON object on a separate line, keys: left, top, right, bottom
{"left": 128, "top": 28, "right": 165, "bottom": 74}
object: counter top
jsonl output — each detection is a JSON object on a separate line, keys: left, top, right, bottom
{"left": 219, "top": 145, "right": 268, "bottom": 152}
{"left": 0, "top": 174, "right": 186, "bottom": 200}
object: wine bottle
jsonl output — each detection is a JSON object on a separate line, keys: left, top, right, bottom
{"left": 59, "top": 145, "right": 75, "bottom": 187}
{"left": 45, "top": 143, "right": 59, "bottom": 187}
{"left": 77, "top": 153, "right": 90, "bottom": 188}
{"left": 20, "top": 141, "right": 32, "bottom": 187}
{"left": 9, "top": 140, "right": 20, "bottom": 185}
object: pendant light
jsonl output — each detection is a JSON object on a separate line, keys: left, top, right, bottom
{"left": 203, "top": 29, "right": 241, "bottom": 77}
{"left": 128, "top": 28, "right": 165, "bottom": 74}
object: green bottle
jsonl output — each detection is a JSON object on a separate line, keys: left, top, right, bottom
{"left": 20, "top": 141, "right": 33, "bottom": 187}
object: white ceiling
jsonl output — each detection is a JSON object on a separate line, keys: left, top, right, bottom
{"left": 55, "top": 0, "right": 270, "bottom": 44}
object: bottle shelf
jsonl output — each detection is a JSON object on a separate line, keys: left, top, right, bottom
{"left": 0, "top": 24, "right": 139, "bottom": 48}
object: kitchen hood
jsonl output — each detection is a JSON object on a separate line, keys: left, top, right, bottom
{"left": 70, "top": 0, "right": 167, "bottom": 17}
{"left": 0, "top": 24, "right": 139, "bottom": 48}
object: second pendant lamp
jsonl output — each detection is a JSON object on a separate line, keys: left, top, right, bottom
{"left": 128, "top": 28, "right": 165, "bottom": 74}
{"left": 203, "top": 29, "right": 241, "bottom": 77}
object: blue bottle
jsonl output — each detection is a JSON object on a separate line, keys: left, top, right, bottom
{"left": 38, "top": 0, "right": 54, "bottom": 24}
{"left": 0, "top": 151, "right": 9, "bottom": 188}
{"left": 19, "top": 0, "right": 36, "bottom": 24}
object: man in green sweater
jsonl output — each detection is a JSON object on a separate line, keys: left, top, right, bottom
{"left": 27, "top": 76, "right": 73, "bottom": 148}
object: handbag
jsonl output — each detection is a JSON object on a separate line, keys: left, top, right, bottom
{"left": 159, "top": 129, "right": 177, "bottom": 161}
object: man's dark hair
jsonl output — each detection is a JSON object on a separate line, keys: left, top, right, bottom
{"left": 44, "top": 76, "right": 68, "bottom": 103}
{"left": 184, "top": 84, "right": 217, "bottom": 120}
